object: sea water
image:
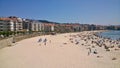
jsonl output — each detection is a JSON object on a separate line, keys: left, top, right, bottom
{"left": 99, "top": 30, "right": 120, "bottom": 40}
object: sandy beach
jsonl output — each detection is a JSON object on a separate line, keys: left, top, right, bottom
{"left": 0, "top": 31, "right": 120, "bottom": 68}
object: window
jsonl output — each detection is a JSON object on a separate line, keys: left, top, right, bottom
{"left": 0, "top": 23, "right": 3, "bottom": 25}
{"left": 0, "top": 26, "right": 3, "bottom": 28}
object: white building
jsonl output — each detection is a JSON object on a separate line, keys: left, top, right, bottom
{"left": 23, "top": 20, "right": 44, "bottom": 32}
{"left": 0, "top": 17, "right": 23, "bottom": 31}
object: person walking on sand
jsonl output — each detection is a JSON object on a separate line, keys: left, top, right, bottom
{"left": 38, "top": 38, "right": 42, "bottom": 43}
{"left": 88, "top": 47, "right": 92, "bottom": 56}
{"left": 43, "top": 38, "right": 47, "bottom": 45}
{"left": 38, "top": 38, "right": 42, "bottom": 46}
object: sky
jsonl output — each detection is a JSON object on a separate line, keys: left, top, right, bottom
{"left": 0, "top": 0, "right": 120, "bottom": 25}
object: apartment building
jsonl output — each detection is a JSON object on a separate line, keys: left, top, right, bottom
{"left": 72, "top": 23, "right": 81, "bottom": 31}
{"left": 23, "top": 19, "right": 44, "bottom": 32}
{"left": 0, "top": 16, "right": 23, "bottom": 31}
{"left": 0, "top": 20, "right": 11, "bottom": 31}
{"left": 1, "top": 16, "right": 119, "bottom": 33}
{"left": 43, "top": 23, "right": 55, "bottom": 32}
{"left": 31, "top": 21, "right": 41, "bottom": 31}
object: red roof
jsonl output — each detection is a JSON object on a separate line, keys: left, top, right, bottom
{"left": 43, "top": 23, "right": 55, "bottom": 26}
{"left": 0, "top": 17, "right": 20, "bottom": 22}
{"left": 60, "top": 24, "right": 80, "bottom": 27}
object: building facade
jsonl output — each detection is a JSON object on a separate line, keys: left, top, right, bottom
{"left": 1, "top": 16, "right": 119, "bottom": 33}
{"left": 23, "top": 19, "right": 44, "bottom": 32}
{"left": 43, "top": 23, "right": 55, "bottom": 32}
{"left": 0, "top": 17, "right": 23, "bottom": 31}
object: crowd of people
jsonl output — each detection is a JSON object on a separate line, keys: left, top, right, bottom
{"left": 68, "top": 31, "right": 120, "bottom": 56}
{"left": 36, "top": 31, "right": 120, "bottom": 59}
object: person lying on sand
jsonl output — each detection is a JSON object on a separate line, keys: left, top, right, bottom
{"left": 87, "top": 47, "right": 98, "bottom": 56}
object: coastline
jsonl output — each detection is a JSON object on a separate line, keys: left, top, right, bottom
{"left": 99, "top": 30, "right": 120, "bottom": 40}
{"left": 0, "top": 30, "right": 120, "bottom": 68}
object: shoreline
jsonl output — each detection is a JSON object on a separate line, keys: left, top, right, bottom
{"left": 0, "top": 30, "right": 120, "bottom": 68}
{"left": 99, "top": 30, "right": 120, "bottom": 40}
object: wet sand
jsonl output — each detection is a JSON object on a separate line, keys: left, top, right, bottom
{"left": 0, "top": 31, "right": 120, "bottom": 68}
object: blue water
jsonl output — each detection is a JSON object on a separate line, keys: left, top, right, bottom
{"left": 99, "top": 30, "right": 120, "bottom": 40}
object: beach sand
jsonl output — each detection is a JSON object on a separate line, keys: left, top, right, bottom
{"left": 0, "top": 31, "right": 120, "bottom": 68}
